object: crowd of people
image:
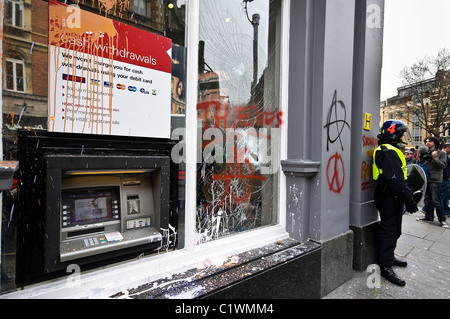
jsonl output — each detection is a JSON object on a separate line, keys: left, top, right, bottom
{"left": 402, "top": 137, "right": 450, "bottom": 226}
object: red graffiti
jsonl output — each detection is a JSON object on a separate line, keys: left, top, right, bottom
{"left": 197, "top": 101, "right": 284, "bottom": 129}
{"left": 327, "top": 152, "right": 345, "bottom": 194}
{"left": 361, "top": 161, "right": 373, "bottom": 190}
{"left": 360, "top": 150, "right": 375, "bottom": 191}
{"left": 212, "top": 161, "right": 266, "bottom": 206}
{"left": 197, "top": 101, "right": 280, "bottom": 216}
{"left": 362, "top": 135, "right": 378, "bottom": 148}
{"left": 211, "top": 145, "right": 266, "bottom": 207}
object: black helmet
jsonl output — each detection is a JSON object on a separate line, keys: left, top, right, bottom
{"left": 379, "top": 120, "right": 409, "bottom": 144}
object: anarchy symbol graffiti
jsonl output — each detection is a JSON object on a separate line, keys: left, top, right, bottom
{"left": 327, "top": 152, "right": 345, "bottom": 194}
{"left": 324, "top": 90, "right": 351, "bottom": 151}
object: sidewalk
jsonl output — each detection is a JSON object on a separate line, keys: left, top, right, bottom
{"left": 323, "top": 212, "right": 450, "bottom": 299}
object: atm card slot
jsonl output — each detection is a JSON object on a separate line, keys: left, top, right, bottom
{"left": 67, "top": 227, "right": 105, "bottom": 238}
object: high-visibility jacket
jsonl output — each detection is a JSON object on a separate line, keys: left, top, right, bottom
{"left": 372, "top": 143, "right": 407, "bottom": 181}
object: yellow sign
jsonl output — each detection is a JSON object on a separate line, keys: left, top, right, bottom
{"left": 364, "top": 113, "right": 372, "bottom": 131}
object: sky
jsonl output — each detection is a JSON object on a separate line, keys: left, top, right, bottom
{"left": 380, "top": 0, "right": 450, "bottom": 101}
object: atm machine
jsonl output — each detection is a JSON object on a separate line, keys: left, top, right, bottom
{"left": 16, "top": 131, "right": 177, "bottom": 285}
{"left": 59, "top": 169, "right": 164, "bottom": 263}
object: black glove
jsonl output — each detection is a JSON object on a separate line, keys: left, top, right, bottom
{"left": 412, "top": 191, "right": 422, "bottom": 204}
{"left": 405, "top": 200, "right": 418, "bottom": 213}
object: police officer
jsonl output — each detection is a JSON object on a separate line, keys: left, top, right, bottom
{"left": 373, "top": 120, "right": 418, "bottom": 286}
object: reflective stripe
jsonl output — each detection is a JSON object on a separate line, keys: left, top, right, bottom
{"left": 372, "top": 144, "right": 407, "bottom": 181}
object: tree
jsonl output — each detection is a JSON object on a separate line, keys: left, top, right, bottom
{"left": 400, "top": 48, "right": 450, "bottom": 138}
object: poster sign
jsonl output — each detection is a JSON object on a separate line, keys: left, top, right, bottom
{"left": 48, "top": 0, "right": 172, "bottom": 138}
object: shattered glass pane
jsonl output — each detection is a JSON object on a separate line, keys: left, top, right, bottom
{"left": 196, "top": 0, "right": 283, "bottom": 244}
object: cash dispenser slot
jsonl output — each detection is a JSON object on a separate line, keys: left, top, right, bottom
{"left": 67, "top": 227, "right": 105, "bottom": 238}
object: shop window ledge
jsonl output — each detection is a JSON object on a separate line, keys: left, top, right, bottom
{"left": 111, "top": 238, "right": 321, "bottom": 299}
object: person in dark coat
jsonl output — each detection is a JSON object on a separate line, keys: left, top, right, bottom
{"left": 372, "top": 120, "right": 418, "bottom": 286}
{"left": 441, "top": 143, "right": 450, "bottom": 216}
{"left": 418, "top": 136, "right": 449, "bottom": 228}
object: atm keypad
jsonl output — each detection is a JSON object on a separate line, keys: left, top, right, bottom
{"left": 82, "top": 235, "right": 107, "bottom": 248}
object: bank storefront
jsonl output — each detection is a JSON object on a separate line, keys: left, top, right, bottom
{"left": 0, "top": 0, "right": 384, "bottom": 298}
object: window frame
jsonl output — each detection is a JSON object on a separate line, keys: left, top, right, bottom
{"left": 182, "top": 0, "right": 289, "bottom": 257}
{"left": 4, "top": 58, "right": 25, "bottom": 93}
{"left": 4, "top": 0, "right": 24, "bottom": 28}
{"left": 132, "top": 0, "right": 146, "bottom": 16}
{"left": 411, "top": 111, "right": 422, "bottom": 145}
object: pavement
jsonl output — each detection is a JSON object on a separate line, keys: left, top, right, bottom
{"left": 323, "top": 212, "right": 450, "bottom": 299}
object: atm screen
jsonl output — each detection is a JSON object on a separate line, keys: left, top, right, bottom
{"left": 71, "top": 192, "right": 112, "bottom": 223}
{"left": 62, "top": 188, "right": 120, "bottom": 227}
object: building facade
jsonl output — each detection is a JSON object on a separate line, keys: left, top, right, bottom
{"left": 0, "top": 0, "right": 384, "bottom": 298}
{"left": 381, "top": 71, "right": 450, "bottom": 149}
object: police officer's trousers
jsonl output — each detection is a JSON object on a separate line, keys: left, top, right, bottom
{"left": 374, "top": 193, "right": 403, "bottom": 267}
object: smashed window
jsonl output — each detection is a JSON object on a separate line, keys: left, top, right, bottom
{"left": 196, "top": 0, "right": 283, "bottom": 244}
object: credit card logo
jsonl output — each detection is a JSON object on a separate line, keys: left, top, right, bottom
{"left": 104, "top": 81, "right": 112, "bottom": 88}
{"left": 128, "top": 86, "right": 137, "bottom": 92}
{"left": 140, "top": 88, "right": 149, "bottom": 95}
{"left": 116, "top": 84, "right": 126, "bottom": 90}
{"left": 63, "top": 74, "right": 86, "bottom": 84}
{"left": 90, "top": 79, "right": 101, "bottom": 86}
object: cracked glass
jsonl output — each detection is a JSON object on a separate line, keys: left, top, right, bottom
{"left": 196, "top": 0, "right": 283, "bottom": 244}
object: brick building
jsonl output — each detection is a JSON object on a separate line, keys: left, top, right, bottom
{"left": 381, "top": 70, "right": 450, "bottom": 148}
{"left": 3, "top": 0, "right": 48, "bottom": 160}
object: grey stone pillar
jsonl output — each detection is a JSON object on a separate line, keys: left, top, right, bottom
{"left": 282, "top": 0, "right": 363, "bottom": 297}
{"left": 281, "top": 0, "right": 322, "bottom": 243}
